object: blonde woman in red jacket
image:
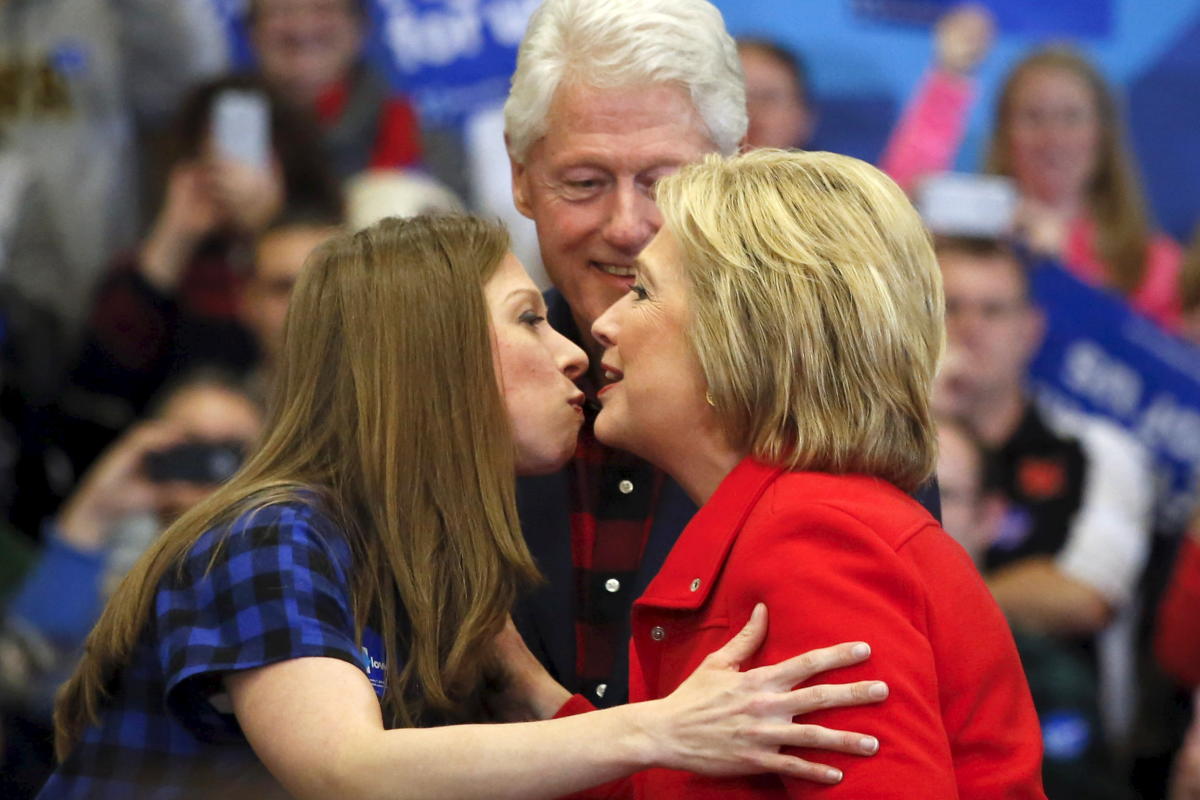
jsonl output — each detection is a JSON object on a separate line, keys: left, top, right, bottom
{"left": 570, "top": 149, "right": 1047, "bottom": 799}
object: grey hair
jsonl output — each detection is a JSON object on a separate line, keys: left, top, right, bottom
{"left": 504, "top": 0, "right": 747, "bottom": 163}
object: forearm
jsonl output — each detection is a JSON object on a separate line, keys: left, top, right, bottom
{"left": 139, "top": 222, "right": 200, "bottom": 294}
{"left": 878, "top": 68, "right": 974, "bottom": 194}
{"left": 5, "top": 529, "right": 105, "bottom": 645}
{"left": 285, "top": 701, "right": 655, "bottom": 800}
{"left": 988, "top": 558, "right": 1112, "bottom": 635}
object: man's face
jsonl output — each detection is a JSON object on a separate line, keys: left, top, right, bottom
{"left": 251, "top": 0, "right": 362, "bottom": 105}
{"left": 242, "top": 225, "right": 337, "bottom": 367}
{"left": 511, "top": 83, "right": 718, "bottom": 354}
{"left": 940, "top": 252, "right": 1044, "bottom": 407}
{"left": 740, "top": 46, "right": 812, "bottom": 150}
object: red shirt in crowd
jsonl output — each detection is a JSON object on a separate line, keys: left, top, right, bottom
{"left": 1157, "top": 533, "right": 1200, "bottom": 688}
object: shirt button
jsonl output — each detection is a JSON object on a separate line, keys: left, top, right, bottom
{"left": 650, "top": 625, "right": 666, "bottom": 641}
{"left": 595, "top": 683, "right": 607, "bottom": 698}
{"left": 618, "top": 479, "right": 634, "bottom": 494}
{"left": 604, "top": 578, "right": 621, "bottom": 593}
{"left": 690, "top": 578, "right": 701, "bottom": 592}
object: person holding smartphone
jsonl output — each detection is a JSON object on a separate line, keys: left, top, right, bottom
{"left": 0, "top": 372, "right": 263, "bottom": 795}
{"left": 61, "top": 75, "right": 343, "bottom": 477}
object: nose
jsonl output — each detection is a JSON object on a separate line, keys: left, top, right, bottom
{"left": 602, "top": 181, "right": 659, "bottom": 254}
{"left": 552, "top": 328, "right": 587, "bottom": 381}
{"left": 591, "top": 295, "right": 625, "bottom": 351}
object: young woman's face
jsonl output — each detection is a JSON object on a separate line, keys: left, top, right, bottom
{"left": 485, "top": 253, "right": 587, "bottom": 475}
{"left": 1006, "top": 65, "right": 1101, "bottom": 208}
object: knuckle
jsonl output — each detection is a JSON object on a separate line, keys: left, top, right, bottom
{"left": 745, "top": 694, "right": 770, "bottom": 716}
{"left": 795, "top": 725, "right": 820, "bottom": 747}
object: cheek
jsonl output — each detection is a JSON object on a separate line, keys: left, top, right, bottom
{"left": 542, "top": 198, "right": 603, "bottom": 246}
{"left": 497, "top": 340, "right": 554, "bottom": 404}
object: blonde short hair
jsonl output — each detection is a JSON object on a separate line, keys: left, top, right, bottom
{"left": 656, "top": 150, "right": 944, "bottom": 491}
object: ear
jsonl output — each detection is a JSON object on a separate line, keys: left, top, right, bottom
{"left": 507, "top": 135, "right": 534, "bottom": 220}
{"left": 1020, "top": 305, "right": 1047, "bottom": 361}
{"left": 796, "top": 106, "right": 817, "bottom": 149}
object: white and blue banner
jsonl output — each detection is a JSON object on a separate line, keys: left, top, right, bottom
{"left": 1028, "top": 261, "right": 1200, "bottom": 533}
{"left": 214, "top": 0, "right": 535, "bottom": 125}
{"left": 366, "top": 0, "right": 538, "bottom": 125}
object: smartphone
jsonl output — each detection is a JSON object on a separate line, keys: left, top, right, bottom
{"left": 917, "top": 172, "right": 1018, "bottom": 238}
{"left": 143, "top": 441, "right": 246, "bottom": 485}
{"left": 210, "top": 89, "right": 271, "bottom": 170}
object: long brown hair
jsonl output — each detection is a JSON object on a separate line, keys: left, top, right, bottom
{"left": 986, "top": 46, "right": 1152, "bottom": 295}
{"left": 55, "top": 215, "right": 540, "bottom": 756}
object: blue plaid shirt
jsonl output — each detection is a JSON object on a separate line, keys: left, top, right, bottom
{"left": 38, "top": 500, "right": 385, "bottom": 799}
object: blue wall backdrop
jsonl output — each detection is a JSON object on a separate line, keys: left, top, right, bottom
{"left": 216, "top": 0, "right": 1200, "bottom": 243}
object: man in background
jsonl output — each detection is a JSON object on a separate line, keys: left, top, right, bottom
{"left": 935, "top": 236, "right": 1151, "bottom": 799}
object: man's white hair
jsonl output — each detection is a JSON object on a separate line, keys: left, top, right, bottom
{"left": 504, "top": 0, "right": 747, "bottom": 163}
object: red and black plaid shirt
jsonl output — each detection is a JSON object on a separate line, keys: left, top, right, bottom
{"left": 568, "top": 401, "right": 665, "bottom": 702}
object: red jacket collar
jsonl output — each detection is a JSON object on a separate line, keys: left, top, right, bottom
{"left": 637, "top": 457, "right": 784, "bottom": 611}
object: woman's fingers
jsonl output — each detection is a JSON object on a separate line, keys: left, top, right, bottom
{"left": 783, "top": 679, "right": 890, "bottom": 715}
{"left": 756, "top": 753, "right": 846, "bottom": 785}
{"left": 755, "top": 721, "right": 880, "bottom": 756}
{"left": 753, "top": 640, "right": 873, "bottom": 690}
{"left": 703, "top": 603, "right": 769, "bottom": 670}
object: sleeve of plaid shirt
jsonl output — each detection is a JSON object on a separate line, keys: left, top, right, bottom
{"left": 154, "top": 501, "right": 368, "bottom": 742}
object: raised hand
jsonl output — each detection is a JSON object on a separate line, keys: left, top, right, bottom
{"left": 935, "top": 4, "right": 996, "bottom": 76}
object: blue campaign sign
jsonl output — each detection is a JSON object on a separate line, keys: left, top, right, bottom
{"left": 369, "top": 0, "right": 537, "bottom": 124}
{"left": 851, "top": 0, "right": 1113, "bottom": 36}
{"left": 207, "top": 0, "right": 534, "bottom": 125}
{"left": 1027, "top": 261, "right": 1200, "bottom": 532}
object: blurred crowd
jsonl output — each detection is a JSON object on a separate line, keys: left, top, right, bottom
{"left": 0, "top": 1, "right": 1197, "bottom": 798}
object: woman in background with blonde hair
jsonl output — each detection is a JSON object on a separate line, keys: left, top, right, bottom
{"left": 41, "top": 214, "right": 887, "bottom": 799}
{"left": 583, "top": 149, "right": 1046, "bottom": 798}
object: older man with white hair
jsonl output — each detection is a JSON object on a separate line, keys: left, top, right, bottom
{"left": 505, "top": 0, "right": 942, "bottom": 709}
{"left": 503, "top": 0, "right": 745, "bottom": 710}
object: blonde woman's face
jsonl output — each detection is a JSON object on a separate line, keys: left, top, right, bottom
{"left": 590, "top": 229, "right": 713, "bottom": 468}
{"left": 485, "top": 253, "right": 587, "bottom": 475}
{"left": 1007, "top": 66, "right": 1100, "bottom": 207}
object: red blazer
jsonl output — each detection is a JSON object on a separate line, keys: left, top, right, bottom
{"left": 562, "top": 458, "right": 1045, "bottom": 799}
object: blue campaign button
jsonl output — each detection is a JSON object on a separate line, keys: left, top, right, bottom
{"left": 991, "top": 506, "right": 1034, "bottom": 551}
{"left": 49, "top": 41, "right": 89, "bottom": 77}
{"left": 1041, "top": 710, "right": 1091, "bottom": 761}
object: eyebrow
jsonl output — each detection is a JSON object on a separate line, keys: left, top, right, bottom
{"left": 504, "top": 287, "right": 544, "bottom": 307}
{"left": 632, "top": 257, "right": 654, "bottom": 284}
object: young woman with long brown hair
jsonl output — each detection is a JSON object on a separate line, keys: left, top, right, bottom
{"left": 883, "top": 20, "right": 1183, "bottom": 330}
{"left": 40, "top": 215, "right": 886, "bottom": 799}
